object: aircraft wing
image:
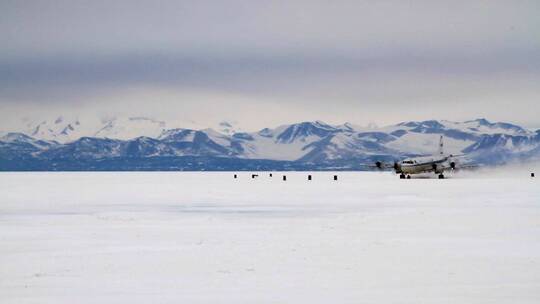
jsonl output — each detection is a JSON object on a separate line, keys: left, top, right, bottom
{"left": 444, "top": 162, "right": 480, "bottom": 171}
{"left": 371, "top": 161, "right": 399, "bottom": 170}
{"left": 456, "top": 164, "right": 480, "bottom": 170}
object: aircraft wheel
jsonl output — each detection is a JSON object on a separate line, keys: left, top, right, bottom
{"left": 438, "top": 174, "right": 445, "bottom": 179}
{"left": 406, "top": 175, "right": 411, "bottom": 179}
{"left": 399, "top": 174, "right": 405, "bottom": 179}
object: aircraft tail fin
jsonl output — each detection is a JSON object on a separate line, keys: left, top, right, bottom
{"left": 438, "top": 135, "right": 444, "bottom": 155}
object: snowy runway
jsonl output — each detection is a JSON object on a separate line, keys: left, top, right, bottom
{"left": 1, "top": 171, "right": 539, "bottom": 303}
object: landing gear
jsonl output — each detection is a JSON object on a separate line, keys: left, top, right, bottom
{"left": 438, "top": 174, "right": 445, "bottom": 179}
{"left": 399, "top": 173, "right": 406, "bottom": 179}
{"left": 406, "top": 175, "right": 411, "bottom": 179}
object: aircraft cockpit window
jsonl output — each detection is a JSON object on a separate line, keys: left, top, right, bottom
{"left": 403, "top": 160, "right": 414, "bottom": 164}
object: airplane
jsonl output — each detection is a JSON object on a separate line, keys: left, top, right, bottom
{"left": 375, "top": 136, "right": 468, "bottom": 179}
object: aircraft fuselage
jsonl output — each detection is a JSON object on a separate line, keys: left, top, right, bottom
{"left": 398, "top": 156, "right": 448, "bottom": 175}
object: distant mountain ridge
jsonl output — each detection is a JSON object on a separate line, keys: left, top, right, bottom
{"left": 1, "top": 118, "right": 539, "bottom": 170}
{"left": 16, "top": 116, "right": 242, "bottom": 143}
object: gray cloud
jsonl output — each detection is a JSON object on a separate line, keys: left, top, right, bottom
{"left": 1, "top": 0, "right": 539, "bottom": 129}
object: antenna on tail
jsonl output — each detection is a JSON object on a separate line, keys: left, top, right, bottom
{"left": 438, "top": 135, "right": 444, "bottom": 155}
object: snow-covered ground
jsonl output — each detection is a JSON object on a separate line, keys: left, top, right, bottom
{"left": 1, "top": 171, "right": 539, "bottom": 303}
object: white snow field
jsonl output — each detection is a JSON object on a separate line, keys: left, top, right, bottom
{"left": 1, "top": 171, "right": 540, "bottom": 303}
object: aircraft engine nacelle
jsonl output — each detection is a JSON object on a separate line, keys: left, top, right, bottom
{"left": 432, "top": 163, "right": 443, "bottom": 173}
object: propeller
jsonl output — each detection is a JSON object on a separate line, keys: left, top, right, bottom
{"left": 373, "top": 160, "right": 401, "bottom": 173}
{"left": 450, "top": 161, "right": 456, "bottom": 170}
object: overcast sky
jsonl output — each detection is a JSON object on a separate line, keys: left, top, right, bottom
{"left": 1, "top": 0, "right": 539, "bottom": 130}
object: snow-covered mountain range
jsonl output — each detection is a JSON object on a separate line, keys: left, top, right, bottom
{"left": 17, "top": 116, "right": 246, "bottom": 143}
{"left": 1, "top": 118, "right": 539, "bottom": 170}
